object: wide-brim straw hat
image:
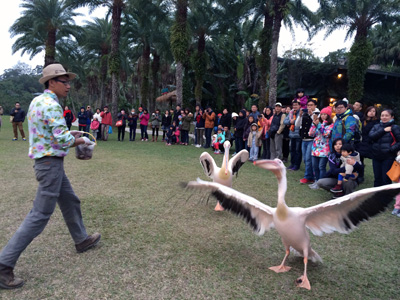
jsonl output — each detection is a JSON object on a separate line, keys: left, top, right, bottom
{"left": 39, "top": 64, "right": 77, "bottom": 84}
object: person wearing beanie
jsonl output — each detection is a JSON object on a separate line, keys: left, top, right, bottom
{"left": 308, "top": 106, "right": 334, "bottom": 189}
{"left": 248, "top": 123, "right": 262, "bottom": 161}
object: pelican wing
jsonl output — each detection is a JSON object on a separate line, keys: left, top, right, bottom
{"left": 199, "top": 152, "right": 218, "bottom": 179}
{"left": 228, "top": 150, "right": 249, "bottom": 177}
{"left": 301, "top": 183, "right": 400, "bottom": 236}
{"left": 186, "top": 178, "right": 275, "bottom": 235}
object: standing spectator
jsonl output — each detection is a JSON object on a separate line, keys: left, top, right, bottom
{"left": 100, "top": 106, "right": 112, "bottom": 141}
{"left": 355, "top": 106, "right": 379, "bottom": 183}
{"left": 195, "top": 108, "right": 205, "bottom": 148}
{"left": 161, "top": 110, "right": 172, "bottom": 142}
{"left": 139, "top": 108, "right": 150, "bottom": 141}
{"left": 269, "top": 103, "right": 286, "bottom": 160}
{"left": 284, "top": 100, "right": 302, "bottom": 171}
{"left": 117, "top": 109, "right": 127, "bottom": 142}
{"left": 281, "top": 106, "right": 291, "bottom": 163}
{"left": 85, "top": 105, "right": 93, "bottom": 134}
{"left": 298, "top": 100, "right": 319, "bottom": 184}
{"left": 193, "top": 105, "right": 200, "bottom": 145}
{"left": 352, "top": 100, "right": 364, "bottom": 122}
{"left": 63, "top": 106, "right": 74, "bottom": 131}
{"left": 330, "top": 100, "right": 358, "bottom": 149}
{"left": 93, "top": 108, "right": 102, "bottom": 140}
{"left": 0, "top": 63, "right": 99, "bottom": 290}
{"left": 181, "top": 109, "right": 193, "bottom": 145}
{"left": 248, "top": 123, "right": 262, "bottom": 161}
{"left": 260, "top": 107, "right": 273, "bottom": 159}
{"left": 77, "top": 107, "right": 87, "bottom": 133}
{"left": 128, "top": 111, "right": 138, "bottom": 141}
{"left": 369, "top": 109, "right": 400, "bottom": 187}
{"left": 151, "top": 109, "right": 161, "bottom": 142}
{"left": 243, "top": 115, "right": 256, "bottom": 151}
{"left": 249, "top": 104, "right": 260, "bottom": 121}
{"left": 220, "top": 108, "right": 231, "bottom": 129}
{"left": 316, "top": 138, "right": 364, "bottom": 197}
{"left": 203, "top": 106, "right": 215, "bottom": 148}
{"left": 294, "top": 88, "right": 309, "bottom": 109}
{"left": 10, "top": 102, "right": 26, "bottom": 141}
{"left": 173, "top": 104, "right": 181, "bottom": 125}
{"left": 308, "top": 106, "right": 334, "bottom": 189}
{"left": 234, "top": 110, "right": 246, "bottom": 154}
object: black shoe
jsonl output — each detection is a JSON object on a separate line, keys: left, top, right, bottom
{"left": 75, "top": 233, "right": 101, "bottom": 253}
{"left": 0, "top": 264, "right": 24, "bottom": 290}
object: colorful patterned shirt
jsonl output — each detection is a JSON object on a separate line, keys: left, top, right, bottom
{"left": 28, "top": 89, "right": 75, "bottom": 159}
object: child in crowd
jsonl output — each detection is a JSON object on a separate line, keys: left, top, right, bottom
{"left": 212, "top": 128, "right": 226, "bottom": 154}
{"left": 90, "top": 117, "right": 100, "bottom": 141}
{"left": 294, "top": 88, "right": 309, "bottom": 109}
{"left": 161, "top": 110, "right": 172, "bottom": 141}
{"left": 248, "top": 123, "right": 262, "bottom": 161}
{"left": 330, "top": 143, "right": 361, "bottom": 193}
{"left": 166, "top": 124, "right": 176, "bottom": 146}
{"left": 175, "top": 121, "right": 181, "bottom": 144}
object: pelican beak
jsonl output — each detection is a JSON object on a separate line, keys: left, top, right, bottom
{"left": 253, "top": 159, "right": 284, "bottom": 179}
{"left": 224, "top": 150, "right": 229, "bottom": 175}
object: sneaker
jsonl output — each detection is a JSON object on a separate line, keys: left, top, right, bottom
{"left": 12, "top": 138, "right": 17, "bottom": 141}
{"left": 330, "top": 184, "right": 343, "bottom": 193}
{"left": 391, "top": 208, "right": 400, "bottom": 215}
{"left": 291, "top": 167, "right": 299, "bottom": 171}
{"left": 0, "top": 264, "right": 24, "bottom": 289}
{"left": 332, "top": 192, "right": 345, "bottom": 199}
{"left": 75, "top": 233, "right": 101, "bottom": 253}
{"left": 300, "top": 178, "right": 314, "bottom": 184}
{"left": 141, "top": 139, "right": 144, "bottom": 141}
{"left": 309, "top": 182, "right": 319, "bottom": 190}
{"left": 287, "top": 165, "right": 294, "bottom": 170}
{"left": 145, "top": 139, "right": 148, "bottom": 141}
{"left": 22, "top": 138, "right": 27, "bottom": 141}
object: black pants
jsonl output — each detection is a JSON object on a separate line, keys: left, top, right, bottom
{"left": 372, "top": 158, "right": 394, "bottom": 187}
{"left": 118, "top": 125, "right": 126, "bottom": 141}
{"left": 282, "top": 138, "right": 290, "bottom": 160}
{"left": 205, "top": 128, "right": 212, "bottom": 148}
{"left": 129, "top": 125, "right": 136, "bottom": 141}
{"left": 152, "top": 126, "right": 159, "bottom": 137}
{"left": 262, "top": 138, "right": 270, "bottom": 159}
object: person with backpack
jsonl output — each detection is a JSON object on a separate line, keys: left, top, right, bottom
{"left": 330, "top": 100, "right": 358, "bottom": 150}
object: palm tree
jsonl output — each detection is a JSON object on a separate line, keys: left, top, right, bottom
{"left": 317, "top": 0, "right": 400, "bottom": 101}
{"left": 170, "top": 0, "right": 189, "bottom": 106}
{"left": 66, "top": 0, "right": 126, "bottom": 123}
{"left": 370, "top": 23, "right": 400, "bottom": 69}
{"left": 10, "top": 0, "right": 82, "bottom": 67}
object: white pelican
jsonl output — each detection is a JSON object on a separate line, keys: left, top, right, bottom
{"left": 186, "top": 159, "right": 400, "bottom": 290}
{"left": 199, "top": 141, "right": 249, "bottom": 211}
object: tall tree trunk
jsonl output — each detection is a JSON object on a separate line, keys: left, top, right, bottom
{"left": 193, "top": 33, "right": 206, "bottom": 105}
{"left": 269, "top": 1, "right": 287, "bottom": 107}
{"left": 151, "top": 51, "right": 160, "bottom": 112}
{"left": 45, "top": 29, "right": 56, "bottom": 67}
{"left": 110, "top": 0, "right": 124, "bottom": 124}
{"left": 141, "top": 44, "right": 151, "bottom": 109}
{"left": 171, "top": 0, "right": 188, "bottom": 107}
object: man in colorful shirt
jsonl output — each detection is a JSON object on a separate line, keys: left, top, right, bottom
{"left": 0, "top": 64, "right": 101, "bottom": 290}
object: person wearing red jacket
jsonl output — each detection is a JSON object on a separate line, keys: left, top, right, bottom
{"left": 139, "top": 108, "right": 150, "bottom": 141}
{"left": 100, "top": 106, "right": 112, "bottom": 141}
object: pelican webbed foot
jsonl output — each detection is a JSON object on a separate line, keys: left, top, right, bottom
{"left": 269, "top": 265, "right": 292, "bottom": 273}
{"left": 214, "top": 202, "right": 225, "bottom": 211}
{"left": 296, "top": 275, "right": 311, "bottom": 290}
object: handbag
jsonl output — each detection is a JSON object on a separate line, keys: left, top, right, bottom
{"left": 116, "top": 120, "right": 123, "bottom": 127}
{"left": 108, "top": 126, "right": 113, "bottom": 134}
{"left": 387, "top": 160, "right": 400, "bottom": 182}
{"left": 10, "top": 116, "right": 14, "bottom": 123}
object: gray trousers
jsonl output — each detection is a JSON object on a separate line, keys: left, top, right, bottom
{"left": 270, "top": 133, "right": 283, "bottom": 160}
{"left": 0, "top": 157, "right": 88, "bottom": 268}
{"left": 101, "top": 124, "right": 109, "bottom": 141}
{"left": 317, "top": 177, "right": 358, "bottom": 195}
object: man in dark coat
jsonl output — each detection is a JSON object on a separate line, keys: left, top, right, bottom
{"left": 10, "top": 102, "right": 26, "bottom": 141}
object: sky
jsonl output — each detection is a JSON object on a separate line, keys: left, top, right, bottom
{"left": 0, "top": 0, "right": 354, "bottom": 74}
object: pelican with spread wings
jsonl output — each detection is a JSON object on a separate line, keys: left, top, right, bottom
{"left": 199, "top": 141, "right": 248, "bottom": 211}
{"left": 186, "top": 159, "right": 400, "bottom": 290}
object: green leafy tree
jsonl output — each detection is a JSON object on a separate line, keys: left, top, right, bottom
{"left": 370, "top": 23, "right": 400, "bottom": 70}
{"left": 10, "top": 0, "right": 82, "bottom": 67}
{"left": 317, "top": 0, "right": 400, "bottom": 102}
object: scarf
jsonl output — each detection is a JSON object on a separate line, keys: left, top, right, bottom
{"left": 290, "top": 111, "right": 296, "bottom": 132}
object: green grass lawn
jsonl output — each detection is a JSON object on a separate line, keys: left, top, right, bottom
{"left": 0, "top": 121, "right": 399, "bottom": 300}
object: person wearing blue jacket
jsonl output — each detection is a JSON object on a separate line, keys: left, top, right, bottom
{"left": 283, "top": 100, "right": 302, "bottom": 171}
{"left": 330, "top": 100, "right": 357, "bottom": 149}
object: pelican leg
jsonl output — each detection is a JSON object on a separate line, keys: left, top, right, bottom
{"left": 214, "top": 201, "right": 225, "bottom": 211}
{"left": 269, "top": 249, "right": 292, "bottom": 273}
{"left": 296, "top": 257, "right": 311, "bottom": 290}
